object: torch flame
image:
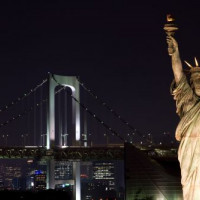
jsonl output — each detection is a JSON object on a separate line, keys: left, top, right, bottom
{"left": 167, "top": 14, "right": 175, "bottom": 22}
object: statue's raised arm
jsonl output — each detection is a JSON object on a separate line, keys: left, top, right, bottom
{"left": 166, "top": 35, "right": 183, "bottom": 83}
{"left": 164, "top": 14, "right": 183, "bottom": 83}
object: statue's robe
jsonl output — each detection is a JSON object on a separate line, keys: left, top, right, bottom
{"left": 171, "top": 74, "right": 200, "bottom": 200}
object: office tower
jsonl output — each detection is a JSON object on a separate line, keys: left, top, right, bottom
{"left": 54, "top": 161, "right": 73, "bottom": 181}
{"left": 34, "top": 170, "right": 46, "bottom": 190}
{"left": 82, "top": 161, "right": 117, "bottom": 200}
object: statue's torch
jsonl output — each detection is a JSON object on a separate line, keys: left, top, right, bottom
{"left": 163, "top": 14, "right": 179, "bottom": 55}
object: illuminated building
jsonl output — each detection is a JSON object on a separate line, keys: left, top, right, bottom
{"left": 26, "top": 174, "right": 35, "bottom": 190}
{"left": 81, "top": 161, "right": 117, "bottom": 200}
{"left": 81, "top": 162, "right": 93, "bottom": 200}
{"left": 53, "top": 161, "right": 73, "bottom": 196}
{"left": 34, "top": 170, "right": 46, "bottom": 190}
{"left": 93, "top": 161, "right": 115, "bottom": 190}
{"left": 81, "top": 162, "right": 93, "bottom": 179}
{"left": 55, "top": 161, "right": 73, "bottom": 180}
{"left": 0, "top": 160, "right": 30, "bottom": 190}
{"left": 25, "top": 160, "right": 35, "bottom": 190}
{"left": 5, "top": 165, "right": 22, "bottom": 189}
{"left": 81, "top": 161, "right": 124, "bottom": 200}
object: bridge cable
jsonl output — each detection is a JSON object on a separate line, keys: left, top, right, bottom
{"left": 0, "top": 79, "right": 47, "bottom": 113}
{"left": 71, "top": 92, "right": 125, "bottom": 142}
{"left": 77, "top": 77, "right": 148, "bottom": 140}
{"left": 0, "top": 84, "right": 67, "bottom": 129}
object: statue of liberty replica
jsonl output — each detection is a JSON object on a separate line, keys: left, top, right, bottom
{"left": 165, "top": 15, "right": 200, "bottom": 200}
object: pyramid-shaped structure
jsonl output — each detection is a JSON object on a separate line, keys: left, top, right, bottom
{"left": 125, "top": 143, "right": 183, "bottom": 200}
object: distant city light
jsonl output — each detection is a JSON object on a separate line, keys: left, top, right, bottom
{"left": 62, "top": 183, "right": 70, "bottom": 188}
{"left": 35, "top": 170, "right": 43, "bottom": 175}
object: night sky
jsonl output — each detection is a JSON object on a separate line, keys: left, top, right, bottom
{"left": 0, "top": 1, "right": 200, "bottom": 142}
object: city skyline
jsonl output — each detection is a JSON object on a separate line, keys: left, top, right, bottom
{"left": 0, "top": 159, "right": 125, "bottom": 200}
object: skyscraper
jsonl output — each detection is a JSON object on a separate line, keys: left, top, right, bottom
{"left": 93, "top": 161, "right": 115, "bottom": 191}
{"left": 82, "top": 161, "right": 117, "bottom": 200}
{"left": 54, "top": 161, "right": 73, "bottom": 180}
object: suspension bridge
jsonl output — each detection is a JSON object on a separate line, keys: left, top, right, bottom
{"left": 0, "top": 73, "right": 181, "bottom": 200}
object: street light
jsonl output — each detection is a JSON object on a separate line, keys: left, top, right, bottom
{"left": 21, "top": 134, "right": 28, "bottom": 146}
{"left": 148, "top": 133, "right": 153, "bottom": 144}
{"left": 41, "top": 134, "right": 47, "bottom": 147}
{"left": 62, "top": 133, "right": 68, "bottom": 146}
{"left": 21, "top": 134, "right": 24, "bottom": 146}
{"left": 2, "top": 134, "right": 9, "bottom": 146}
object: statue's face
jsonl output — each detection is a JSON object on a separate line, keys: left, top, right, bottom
{"left": 192, "top": 73, "right": 200, "bottom": 96}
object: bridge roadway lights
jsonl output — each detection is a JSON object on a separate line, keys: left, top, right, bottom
{"left": 0, "top": 146, "right": 178, "bottom": 161}
{"left": 0, "top": 147, "right": 124, "bottom": 159}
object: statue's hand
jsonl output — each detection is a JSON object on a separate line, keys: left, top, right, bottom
{"left": 166, "top": 36, "right": 178, "bottom": 56}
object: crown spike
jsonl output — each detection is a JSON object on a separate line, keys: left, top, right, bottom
{"left": 194, "top": 57, "right": 199, "bottom": 67}
{"left": 184, "top": 60, "right": 193, "bottom": 68}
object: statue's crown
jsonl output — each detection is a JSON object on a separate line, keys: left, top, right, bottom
{"left": 184, "top": 57, "right": 200, "bottom": 73}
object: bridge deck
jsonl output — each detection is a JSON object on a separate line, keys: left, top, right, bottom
{"left": 0, "top": 146, "right": 124, "bottom": 160}
{"left": 0, "top": 145, "right": 178, "bottom": 161}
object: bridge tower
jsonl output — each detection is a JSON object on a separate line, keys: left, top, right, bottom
{"left": 46, "top": 73, "right": 81, "bottom": 200}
